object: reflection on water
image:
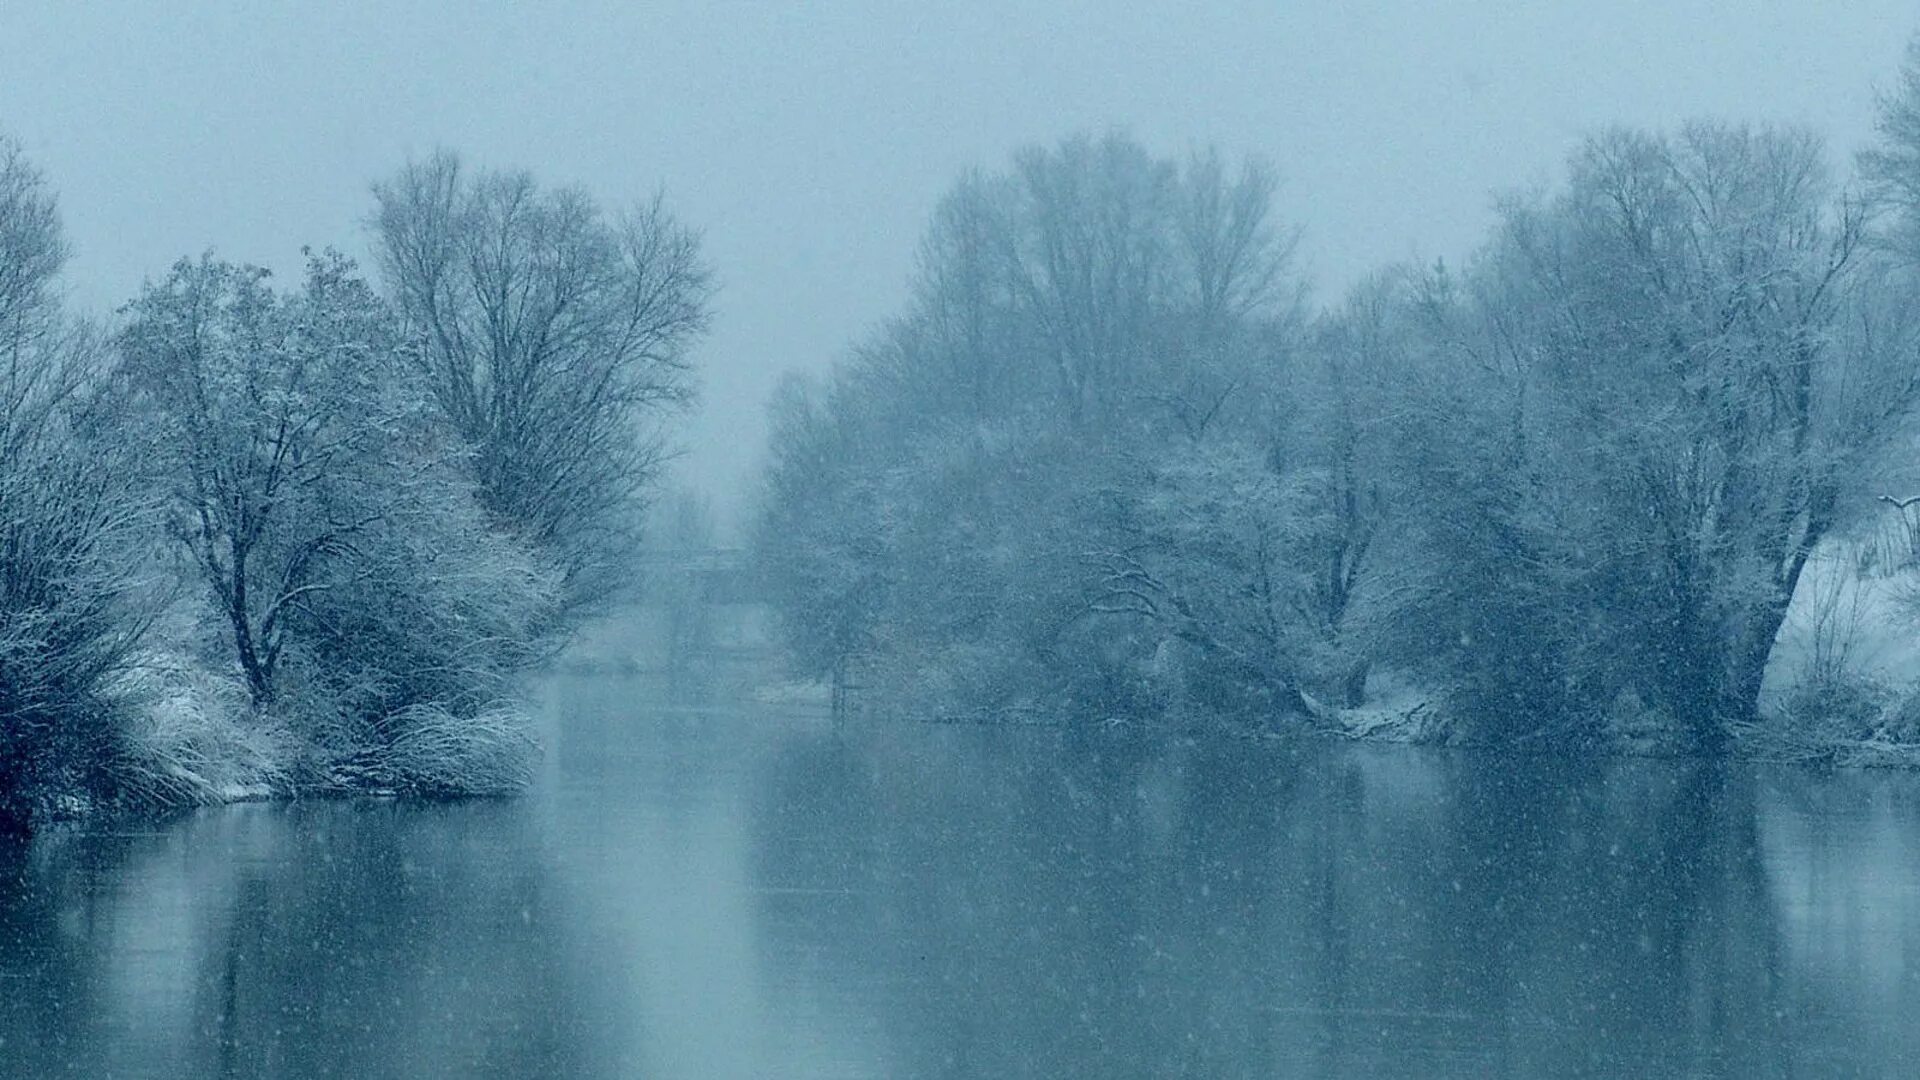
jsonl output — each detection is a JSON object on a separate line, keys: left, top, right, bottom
{"left": 4, "top": 665, "right": 1920, "bottom": 1078}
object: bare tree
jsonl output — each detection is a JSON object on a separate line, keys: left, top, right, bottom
{"left": 1862, "top": 33, "right": 1920, "bottom": 263}
{"left": 1293, "top": 272, "right": 1413, "bottom": 706}
{"left": 371, "top": 152, "right": 712, "bottom": 616}
{"left": 0, "top": 137, "right": 70, "bottom": 459}
{"left": 0, "top": 138, "right": 155, "bottom": 823}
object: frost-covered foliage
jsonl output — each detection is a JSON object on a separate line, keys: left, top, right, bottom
{"left": 352, "top": 702, "right": 539, "bottom": 796}
{"left": 104, "top": 651, "right": 289, "bottom": 808}
{"left": 757, "top": 123, "right": 1920, "bottom": 752}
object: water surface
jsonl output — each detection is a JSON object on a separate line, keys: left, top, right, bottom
{"left": 3, "top": 663, "right": 1919, "bottom": 1078}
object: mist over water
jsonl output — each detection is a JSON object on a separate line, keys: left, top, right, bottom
{"left": 4, "top": 640, "right": 1918, "bottom": 1078}
{"left": 9, "top": 9, "right": 1920, "bottom": 1077}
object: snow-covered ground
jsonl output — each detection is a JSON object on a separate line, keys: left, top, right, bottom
{"left": 1766, "top": 530, "right": 1920, "bottom": 703}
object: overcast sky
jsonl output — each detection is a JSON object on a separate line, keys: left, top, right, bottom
{"left": 2, "top": 1, "right": 1914, "bottom": 531}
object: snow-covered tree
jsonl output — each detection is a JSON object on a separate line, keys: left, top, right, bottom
{"left": 1409, "top": 124, "right": 1917, "bottom": 746}
{"left": 119, "top": 253, "right": 422, "bottom": 706}
{"left": 754, "top": 135, "right": 1313, "bottom": 724}
{"left": 0, "top": 138, "right": 156, "bottom": 823}
{"left": 371, "top": 152, "right": 711, "bottom": 618}
{"left": 117, "top": 252, "right": 557, "bottom": 789}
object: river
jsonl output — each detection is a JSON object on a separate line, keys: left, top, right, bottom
{"left": 3, "top": 640, "right": 1919, "bottom": 1077}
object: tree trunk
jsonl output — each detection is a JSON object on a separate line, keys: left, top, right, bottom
{"left": 1726, "top": 498, "right": 1831, "bottom": 735}
{"left": 226, "top": 549, "right": 272, "bottom": 706}
{"left": 1650, "top": 603, "right": 1728, "bottom": 755}
{"left": 230, "top": 607, "right": 271, "bottom": 706}
{"left": 1726, "top": 596, "right": 1794, "bottom": 731}
{"left": 1340, "top": 659, "right": 1370, "bottom": 709}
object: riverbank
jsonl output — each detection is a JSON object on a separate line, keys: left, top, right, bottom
{"left": 34, "top": 589, "right": 1920, "bottom": 836}
{"left": 17, "top": 678, "right": 1920, "bottom": 1077}
{"left": 753, "top": 666, "right": 1920, "bottom": 772}
{"left": 1328, "top": 699, "right": 1920, "bottom": 764}
{"left": 5, "top": 648, "right": 541, "bottom": 834}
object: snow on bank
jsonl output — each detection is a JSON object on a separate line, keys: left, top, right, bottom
{"left": 1764, "top": 535, "right": 1920, "bottom": 704}
{"left": 79, "top": 649, "right": 542, "bottom": 822}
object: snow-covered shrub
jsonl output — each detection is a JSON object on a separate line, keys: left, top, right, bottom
{"left": 1873, "top": 687, "right": 1920, "bottom": 744}
{"left": 105, "top": 653, "right": 290, "bottom": 807}
{"left": 289, "top": 490, "right": 558, "bottom": 790}
{"left": 0, "top": 443, "right": 155, "bottom": 822}
{"left": 1775, "top": 673, "right": 1896, "bottom": 742}
{"left": 359, "top": 702, "right": 539, "bottom": 796}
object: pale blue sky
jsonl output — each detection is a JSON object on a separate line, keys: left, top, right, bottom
{"left": 2, "top": 1, "right": 1913, "bottom": 526}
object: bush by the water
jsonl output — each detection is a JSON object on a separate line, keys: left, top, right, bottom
{"left": 104, "top": 654, "right": 290, "bottom": 809}
{"left": 356, "top": 703, "right": 541, "bottom": 796}
{"left": 1874, "top": 687, "right": 1920, "bottom": 744}
{"left": 1775, "top": 674, "right": 1898, "bottom": 743}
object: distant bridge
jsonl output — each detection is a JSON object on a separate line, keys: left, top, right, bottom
{"left": 635, "top": 547, "right": 759, "bottom": 604}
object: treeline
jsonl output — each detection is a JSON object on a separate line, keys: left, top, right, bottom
{"left": 0, "top": 144, "right": 708, "bottom": 827}
{"left": 755, "top": 45, "right": 1920, "bottom": 753}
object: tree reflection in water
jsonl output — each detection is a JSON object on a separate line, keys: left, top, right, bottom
{"left": 2, "top": 675, "right": 1918, "bottom": 1078}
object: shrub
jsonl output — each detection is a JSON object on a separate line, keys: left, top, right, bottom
{"left": 1874, "top": 687, "right": 1920, "bottom": 744}
{"left": 360, "top": 702, "right": 540, "bottom": 796}
{"left": 1776, "top": 673, "right": 1896, "bottom": 742}
{"left": 105, "top": 653, "right": 291, "bottom": 808}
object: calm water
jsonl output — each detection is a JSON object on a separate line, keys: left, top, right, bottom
{"left": 4, "top": 664, "right": 1920, "bottom": 1078}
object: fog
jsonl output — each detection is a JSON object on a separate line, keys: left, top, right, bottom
{"left": 2, "top": 1, "right": 1909, "bottom": 527}
{"left": 13, "top": 7, "right": 1920, "bottom": 1076}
